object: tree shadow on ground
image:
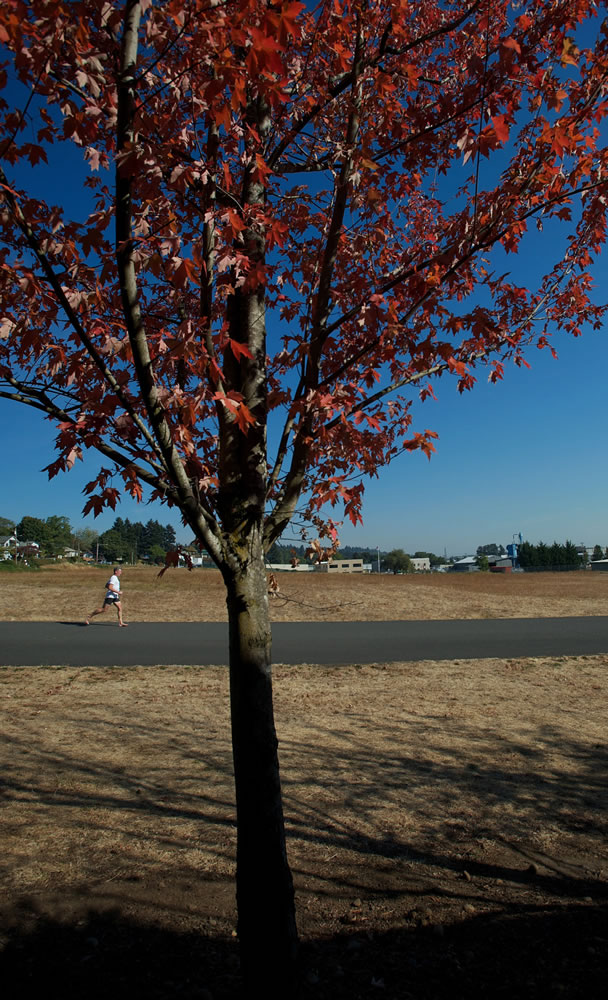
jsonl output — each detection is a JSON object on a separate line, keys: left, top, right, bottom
{"left": 2, "top": 665, "right": 607, "bottom": 997}
{"left": 279, "top": 710, "right": 607, "bottom": 881}
{"left": 300, "top": 900, "right": 608, "bottom": 999}
{"left": 2, "top": 900, "right": 606, "bottom": 999}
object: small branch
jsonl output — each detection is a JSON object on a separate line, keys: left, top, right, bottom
{"left": 115, "top": 1, "right": 221, "bottom": 544}
{"left": 0, "top": 166, "right": 163, "bottom": 462}
{"left": 318, "top": 173, "right": 607, "bottom": 389}
{"left": 268, "top": 1, "right": 483, "bottom": 170}
{"left": 0, "top": 380, "right": 177, "bottom": 498}
{"left": 315, "top": 245, "right": 589, "bottom": 438}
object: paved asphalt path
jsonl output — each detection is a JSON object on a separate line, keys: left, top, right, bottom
{"left": 1, "top": 617, "right": 607, "bottom": 666}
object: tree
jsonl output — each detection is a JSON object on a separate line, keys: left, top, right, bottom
{"left": 1, "top": 2, "right": 608, "bottom": 992}
{"left": 0, "top": 516, "right": 16, "bottom": 535}
{"left": 477, "top": 543, "right": 506, "bottom": 557}
{"left": 517, "top": 540, "right": 534, "bottom": 568}
{"left": 476, "top": 553, "right": 490, "bottom": 571}
{"left": 162, "top": 522, "right": 177, "bottom": 552}
{"left": 16, "top": 514, "right": 72, "bottom": 555}
{"left": 44, "top": 514, "right": 72, "bottom": 555}
{"left": 16, "top": 516, "right": 49, "bottom": 549}
{"left": 514, "top": 538, "right": 583, "bottom": 569}
{"left": 563, "top": 539, "right": 583, "bottom": 567}
{"left": 592, "top": 544, "right": 604, "bottom": 561}
{"left": 98, "top": 528, "right": 130, "bottom": 563}
{"left": 148, "top": 542, "right": 167, "bottom": 563}
{"left": 72, "top": 526, "right": 99, "bottom": 554}
{"left": 383, "top": 548, "right": 412, "bottom": 574}
{"left": 266, "top": 541, "right": 292, "bottom": 564}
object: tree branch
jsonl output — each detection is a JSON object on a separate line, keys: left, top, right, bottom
{"left": 264, "top": 20, "right": 365, "bottom": 545}
{"left": 115, "top": 1, "right": 223, "bottom": 548}
{"left": 317, "top": 173, "right": 607, "bottom": 389}
{"left": 268, "top": 1, "right": 483, "bottom": 170}
{"left": 0, "top": 165, "right": 164, "bottom": 463}
{"left": 314, "top": 240, "right": 592, "bottom": 437}
{"left": 0, "top": 379, "right": 176, "bottom": 498}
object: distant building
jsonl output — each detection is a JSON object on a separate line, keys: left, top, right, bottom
{"left": 266, "top": 563, "right": 315, "bottom": 572}
{"left": 1, "top": 536, "right": 40, "bottom": 560}
{"left": 0, "top": 534, "right": 16, "bottom": 559}
{"left": 451, "top": 556, "right": 479, "bottom": 572}
{"left": 315, "top": 559, "right": 371, "bottom": 573}
{"left": 590, "top": 559, "right": 608, "bottom": 572}
{"left": 489, "top": 558, "right": 513, "bottom": 574}
{"left": 410, "top": 557, "right": 430, "bottom": 572}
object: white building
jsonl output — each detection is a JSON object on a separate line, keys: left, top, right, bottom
{"left": 1, "top": 535, "right": 40, "bottom": 560}
{"left": 314, "top": 559, "right": 371, "bottom": 573}
{"left": 0, "top": 534, "right": 17, "bottom": 559}
{"left": 410, "top": 557, "right": 430, "bottom": 572}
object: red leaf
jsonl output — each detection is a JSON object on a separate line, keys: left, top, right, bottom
{"left": 229, "top": 339, "right": 254, "bottom": 362}
{"left": 226, "top": 209, "right": 246, "bottom": 234}
{"left": 491, "top": 115, "right": 510, "bottom": 145}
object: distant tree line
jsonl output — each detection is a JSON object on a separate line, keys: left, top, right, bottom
{"left": 7, "top": 514, "right": 176, "bottom": 562}
{"left": 98, "top": 518, "right": 176, "bottom": 563}
{"left": 476, "top": 543, "right": 506, "bottom": 557}
{"left": 517, "top": 540, "right": 584, "bottom": 570}
{"left": 15, "top": 515, "right": 73, "bottom": 557}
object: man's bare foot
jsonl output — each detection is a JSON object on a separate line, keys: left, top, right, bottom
{"left": 119, "top": 622, "right": 128, "bottom": 627}
{"left": 84, "top": 620, "right": 90, "bottom": 626}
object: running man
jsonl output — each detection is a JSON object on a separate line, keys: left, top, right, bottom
{"left": 85, "top": 567, "right": 128, "bottom": 626}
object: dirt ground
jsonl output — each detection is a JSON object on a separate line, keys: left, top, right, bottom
{"left": 1, "top": 568, "right": 607, "bottom": 998}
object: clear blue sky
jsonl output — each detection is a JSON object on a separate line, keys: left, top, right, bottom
{"left": 2, "top": 36, "right": 607, "bottom": 558}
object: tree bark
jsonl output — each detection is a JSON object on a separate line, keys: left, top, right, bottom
{"left": 224, "top": 527, "right": 299, "bottom": 997}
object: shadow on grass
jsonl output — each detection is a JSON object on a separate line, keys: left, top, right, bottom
{"left": 2, "top": 670, "right": 607, "bottom": 997}
{"left": 2, "top": 900, "right": 606, "bottom": 999}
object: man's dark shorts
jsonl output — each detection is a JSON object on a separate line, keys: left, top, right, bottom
{"left": 103, "top": 594, "right": 120, "bottom": 606}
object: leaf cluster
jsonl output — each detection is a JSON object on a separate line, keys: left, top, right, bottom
{"left": 1, "top": 2, "right": 607, "bottom": 567}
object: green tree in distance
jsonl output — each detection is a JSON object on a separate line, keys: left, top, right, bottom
{"left": 98, "top": 529, "right": 130, "bottom": 564}
{"left": 16, "top": 515, "right": 72, "bottom": 555}
{"left": 44, "top": 515, "right": 72, "bottom": 556}
{"left": 476, "top": 543, "right": 506, "bottom": 557}
{"left": 16, "top": 516, "right": 48, "bottom": 549}
{"left": 72, "top": 527, "right": 99, "bottom": 554}
{"left": 383, "top": 549, "right": 412, "bottom": 574}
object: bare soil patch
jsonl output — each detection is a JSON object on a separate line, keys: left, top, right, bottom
{"left": 1, "top": 564, "right": 607, "bottom": 622}
{"left": 1, "top": 656, "right": 607, "bottom": 998}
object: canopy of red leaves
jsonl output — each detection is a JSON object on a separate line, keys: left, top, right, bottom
{"left": 0, "top": 1, "right": 606, "bottom": 560}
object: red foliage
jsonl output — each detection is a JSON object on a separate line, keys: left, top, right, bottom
{"left": 0, "top": 1, "right": 607, "bottom": 555}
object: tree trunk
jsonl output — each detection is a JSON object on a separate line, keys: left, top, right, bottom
{"left": 225, "top": 530, "right": 299, "bottom": 996}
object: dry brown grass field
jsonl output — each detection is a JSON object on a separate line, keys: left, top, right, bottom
{"left": 1, "top": 566, "right": 607, "bottom": 998}
{"left": 0, "top": 562, "right": 607, "bottom": 621}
